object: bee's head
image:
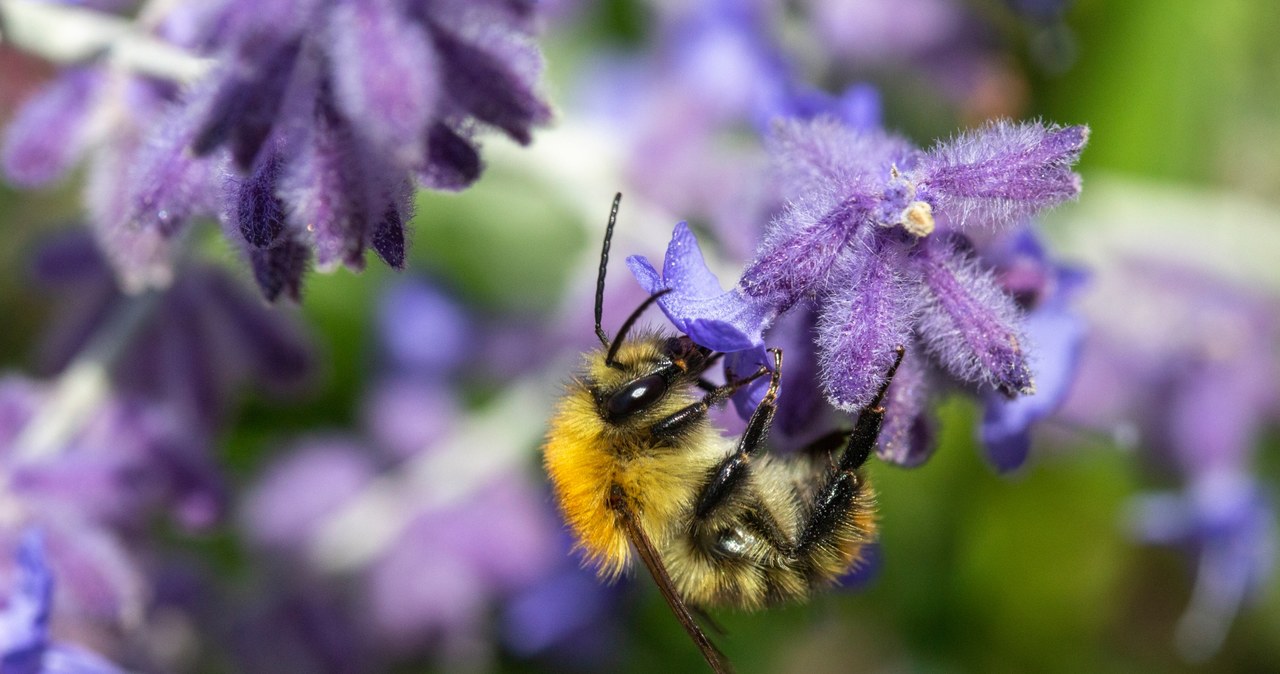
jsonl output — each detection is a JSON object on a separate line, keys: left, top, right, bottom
{"left": 585, "top": 332, "right": 713, "bottom": 425}
{"left": 585, "top": 193, "right": 714, "bottom": 425}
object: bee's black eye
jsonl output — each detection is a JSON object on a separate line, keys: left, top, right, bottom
{"left": 606, "top": 374, "right": 668, "bottom": 421}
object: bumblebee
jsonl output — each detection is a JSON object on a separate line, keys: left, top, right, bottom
{"left": 544, "top": 195, "right": 902, "bottom": 673}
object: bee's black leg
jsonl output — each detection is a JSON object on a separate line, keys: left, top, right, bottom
{"left": 693, "top": 349, "right": 783, "bottom": 521}
{"left": 651, "top": 357, "right": 771, "bottom": 439}
{"left": 798, "top": 346, "right": 904, "bottom": 554}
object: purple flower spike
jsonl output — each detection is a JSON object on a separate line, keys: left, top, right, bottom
{"left": 1, "top": 69, "right": 102, "bottom": 189}
{"left": 817, "top": 246, "right": 919, "bottom": 411}
{"left": 328, "top": 0, "right": 438, "bottom": 165}
{"left": 627, "top": 222, "right": 772, "bottom": 352}
{"left": 917, "top": 121, "right": 1088, "bottom": 229}
{"left": 914, "top": 236, "right": 1033, "bottom": 397}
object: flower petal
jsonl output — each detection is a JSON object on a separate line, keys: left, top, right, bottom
{"left": 980, "top": 291, "right": 1086, "bottom": 472}
{"left": 914, "top": 236, "right": 1033, "bottom": 396}
{"left": 327, "top": 0, "right": 438, "bottom": 165}
{"left": 917, "top": 120, "right": 1087, "bottom": 229}
{"left": 426, "top": 19, "right": 551, "bottom": 145}
{"left": 417, "top": 123, "right": 483, "bottom": 191}
{"left": 876, "top": 347, "right": 938, "bottom": 467}
{"left": 191, "top": 37, "right": 304, "bottom": 170}
{"left": 626, "top": 223, "right": 774, "bottom": 353}
{"left": 232, "top": 147, "right": 289, "bottom": 250}
{"left": 816, "top": 244, "right": 919, "bottom": 411}
{"left": 663, "top": 222, "right": 726, "bottom": 299}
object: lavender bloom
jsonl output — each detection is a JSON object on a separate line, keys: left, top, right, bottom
{"left": 634, "top": 116, "right": 1084, "bottom": 420}
{"left": 3, "top": 0, "right": 553, "bottom": 301}
{"left": 175, "top": 0, "right": 551, "bottom": 297}
{"left": 758, "top": 118, "right": 1083, "bottom": 408}
{"left": 0, "top": 530, "right": 127, "bottom": 674}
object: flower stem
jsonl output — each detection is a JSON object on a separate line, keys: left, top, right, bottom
{"left": 0, "top": 0, "right": 210, "bottom": 82}
{"left": 11, "top": 288, "right": 162, "bottom": 462}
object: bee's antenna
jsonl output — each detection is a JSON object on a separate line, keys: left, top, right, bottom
{"left": 605, "top": 289, "right": 671, "bottom": 368}
{"left": 595, "top": 193, "right": 623, "bottom": 348}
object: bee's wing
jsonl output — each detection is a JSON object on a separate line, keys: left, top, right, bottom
{"left": 612, "top": 490, "right": 734, "bottom": 674}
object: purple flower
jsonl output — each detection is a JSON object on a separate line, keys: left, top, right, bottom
{"left": 174, "top": 0, "right": 550, "bottom": 298}
{"left": 979, "top": 231, "right": 1088, "bottom": 471}
{"left": 1129, "top": 474, "right": 1276, "bottom": 662}
{"left": 751, "top": 117, "right": 1082, "bottom": 410}
{"left": 626, "top": 116, "right": 1086, "bottom": 475}
{"left": 500, "top": 531, "right": 624, "bottom": 669}
{"left": 241, "top": 439, "right": 378, "bottom": 555}
{"left": 376, "top": 278, "right": 472, "bottom": 378}
{"left": 0, "top": 530, "right": 127, "bottom": 674}
{"left": 626, "top": 221, "right": 773, "bottom": 353}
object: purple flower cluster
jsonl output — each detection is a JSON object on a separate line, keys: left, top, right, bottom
{"left": 630, "top": 115, "right": 1087, "bottom": 468}
{"left": 2, "top": 0, "right": 552, "bottom": 299}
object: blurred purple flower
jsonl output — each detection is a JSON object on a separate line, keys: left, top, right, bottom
{"left": 376, "top": 278, "right": 472, "bottom": 378}
{"left": 0, "top": 530, "right": 127, "bottom": 674}
{"left": 241, "top": 439, "right": 377, "bottom": 554}
{"left": 1130, "top": 473, "right": 1276, "bottom": 662}
{"left": 184, "top": 0, "right": 551, "bottom": 297}
{"left": 500, "top": 530, "right": 624, "bottom": 670}
{"left": 1057, "top": 260, "right": 1280, "bottom": 657}
{"left": 3, "top": 0, "right": 553, "bottom": 300}
{"left": 33, "top": 232, "right": 313, "bottom": 435}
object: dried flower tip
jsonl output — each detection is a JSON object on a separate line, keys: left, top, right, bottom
{"left": 900, "top": 200, "right": 934, "bottom": 237}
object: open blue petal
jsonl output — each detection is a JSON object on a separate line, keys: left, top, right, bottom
{"left": 980, "top": 289, "right": 1086, "bottom": 471}
{"left": 626, "top": 223, "right": 775, "bottom": 354}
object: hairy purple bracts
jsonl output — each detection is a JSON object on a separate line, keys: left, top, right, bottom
{"left": 631, "top": 117, "right": 1086, "bottom": 449}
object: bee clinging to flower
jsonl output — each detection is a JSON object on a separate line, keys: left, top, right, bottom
{"left": 543, "top": 194, "right": 904, "bottom": 672}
